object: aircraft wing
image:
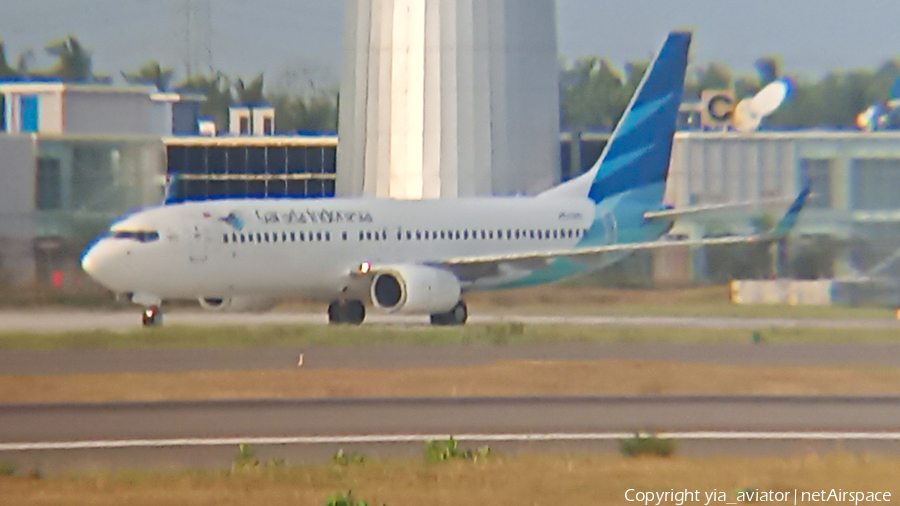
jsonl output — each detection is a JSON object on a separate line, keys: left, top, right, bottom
{"left": 440, "top": 234, "right": 765, "bottom": 267}
{"left": 440, "top": 185, "right": 810, "bottom": 268}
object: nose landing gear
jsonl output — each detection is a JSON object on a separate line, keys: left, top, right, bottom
{"left": 141, "top": 305, "right": 163, "bottom": 327}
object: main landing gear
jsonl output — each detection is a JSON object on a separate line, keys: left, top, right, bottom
{"left": 141, "top": 305, "right": 163, "bottom": 327}
{"left": 430, "top": 300, "right": 468, "bottom": 326}
{"left": 327, "top": 300, "right": 366, "bottom": 325}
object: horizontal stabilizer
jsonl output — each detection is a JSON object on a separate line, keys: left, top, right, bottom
{"left": 643, "top": 197, "right": 794, "bottom": 221}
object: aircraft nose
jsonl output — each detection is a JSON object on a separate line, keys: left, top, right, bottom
{"left": 81, "top": 239, "right": 125, "bottom": 290}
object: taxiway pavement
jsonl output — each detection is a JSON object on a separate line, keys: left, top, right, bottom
{"left": 2, "top": 309, "right": 900, "bottom": 332}
{"left": 3, "top": 395, "right": 899, "bottom": 443}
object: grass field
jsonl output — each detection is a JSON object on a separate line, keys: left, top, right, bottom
{"left": 5, "top": 359, "right": 900, "bottom": 403}
{"left": 1, "top": 453, "right": 898, "bottom": 505}
{"left": 2, "top": 321, "right": 900, "bottom": 351}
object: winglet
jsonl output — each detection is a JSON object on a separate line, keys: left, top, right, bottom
{"left": 767, "top": 185, "right": 811, "bottom": 239}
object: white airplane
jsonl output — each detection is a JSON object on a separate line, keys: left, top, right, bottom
{"left": 81, "top": 31, "right": 809, "bottom": 326}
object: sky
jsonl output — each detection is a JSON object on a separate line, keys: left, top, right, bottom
{"left": 0, "top": 0, "right": 898, "bottom": 89}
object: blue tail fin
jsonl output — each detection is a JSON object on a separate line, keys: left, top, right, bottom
{"left": 585, "top": 32, "right": 691, "bottom": 204}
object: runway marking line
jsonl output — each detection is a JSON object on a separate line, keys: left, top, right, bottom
{"left": 5, "top": 431, "right": 900, "bottom": 451}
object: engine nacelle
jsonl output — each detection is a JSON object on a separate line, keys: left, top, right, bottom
{"left": 198, "top": 296, "right": 280, "bottom": 313}
{"left": 370, "top": 264, "right": 461, "bottom": 314}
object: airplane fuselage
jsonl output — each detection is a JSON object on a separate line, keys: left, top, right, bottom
{"left": 81, "top": 192, "right": 668, "bottom": 304}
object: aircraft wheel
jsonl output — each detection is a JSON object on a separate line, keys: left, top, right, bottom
{"left": 327, "top": 301, "right": 345, "bottom": 324}
{"left": 141, "top": 305, "right": 163, "bottom": 327}
{"left": 344, "top": 300, "right": 366, "bottom": 325}
{"left": 430, "top": 300, "right": 467, "bottom": 326}
{"left": 328, "top": 300, "right": 365, "bottom": 325}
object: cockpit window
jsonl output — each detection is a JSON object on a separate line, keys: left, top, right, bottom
{"left": 113, "top": 230, "right": 160, "bottom": 243}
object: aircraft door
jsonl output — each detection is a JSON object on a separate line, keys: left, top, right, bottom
{"left": 189, "top": 224, "right": 208, "bottom": 263}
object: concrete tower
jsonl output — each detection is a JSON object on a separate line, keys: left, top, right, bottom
{"left": 337, "top": 0, "right": 559, "bottom": 199}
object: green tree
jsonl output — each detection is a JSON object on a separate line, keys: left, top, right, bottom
{"left": 175, "top": 73, "right": 232, "bottom": 130}
{"left": 234, "top": 74, "right": 265, "bottom": 104}
{"left": 0, "top": 39, "right": 18, "bottom": 77}
{"left": 122, "top": 60, "right": 174, "bottom": 91}
{"left": 694, "top": 61, "right": 732, "bottom": 91}
{"left": 43, "top": 35, "right": 93, "bottom": 81}
{"left": 560, "top": 57, "right": 629, "bottom": 130}
{"left": 269, "top": 92, "right": 337, "bottom": 133}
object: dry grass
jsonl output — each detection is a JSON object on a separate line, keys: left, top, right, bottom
{"left": 4, "top": 359, "right": 900, "bottom": 404}
{"left": 2, "top": 453, "right": 899, "bottom": 505}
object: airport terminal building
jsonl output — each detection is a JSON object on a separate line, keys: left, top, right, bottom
{"left": 0, "top": 82, "right": 337, "bottom": 285}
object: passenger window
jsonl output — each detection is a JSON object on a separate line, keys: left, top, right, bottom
{"left": 359, "top": 231, "right": 364, "bottom": 241}
{"left": 416, "top": 230, "right": 422, "bottom": 240}
{"left": 240, "top": 234, "right": 246, "bottom": 244}
{"left": 342, "top": 232, "right": 348, "bottom": 241}
{"left": 463, "top": 230, "right": 469, "bottom": 240}
{"left": 256, "top": 233, "right": 262, "bottom": 243}
{"left": 299, "top": 231, "right": 305, "bottom": 242}
{"left": 317, "top": 232, "right": 323, "bottom": 241}
{"left": 290, "top": 232, "right": 296, "bottom": 242}
{"left": 325, "top": 232, "right": 331, "bottom": 241}
{"left": 223, "top": 233, "right": 228, "bottom": 244}
{"left": 515, "top": 229, "right": 520, "bottom": 239}
{"left": 382, "top": 230, "right": 388, "bottom": 240}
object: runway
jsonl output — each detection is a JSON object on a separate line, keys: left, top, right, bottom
{"left": 3, "top": 395, "right": 900, "bottom": 468}
{"left": 2, "top": 309, "right": 900, "bottom": 332}
{"left": 4, "top": 395, "right": 900, "bottom": 442}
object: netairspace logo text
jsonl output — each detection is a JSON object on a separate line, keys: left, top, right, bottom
{"left": 625, "top": 488, "right": 891, "bottom": 505}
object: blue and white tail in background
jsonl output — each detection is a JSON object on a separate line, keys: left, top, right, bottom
{"left": 541, "top": 31, "right": 691, "bottom": 245}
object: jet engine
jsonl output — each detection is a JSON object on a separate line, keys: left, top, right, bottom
{"left": 369, "top": 264, "right": 460, "bottom": 314}
{"left": 198, "top": 296, "right": 280, "bottom": 313}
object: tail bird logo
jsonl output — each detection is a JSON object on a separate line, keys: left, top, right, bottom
{"left": 219, "top": 212, "right": 244, "bottom": 231}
